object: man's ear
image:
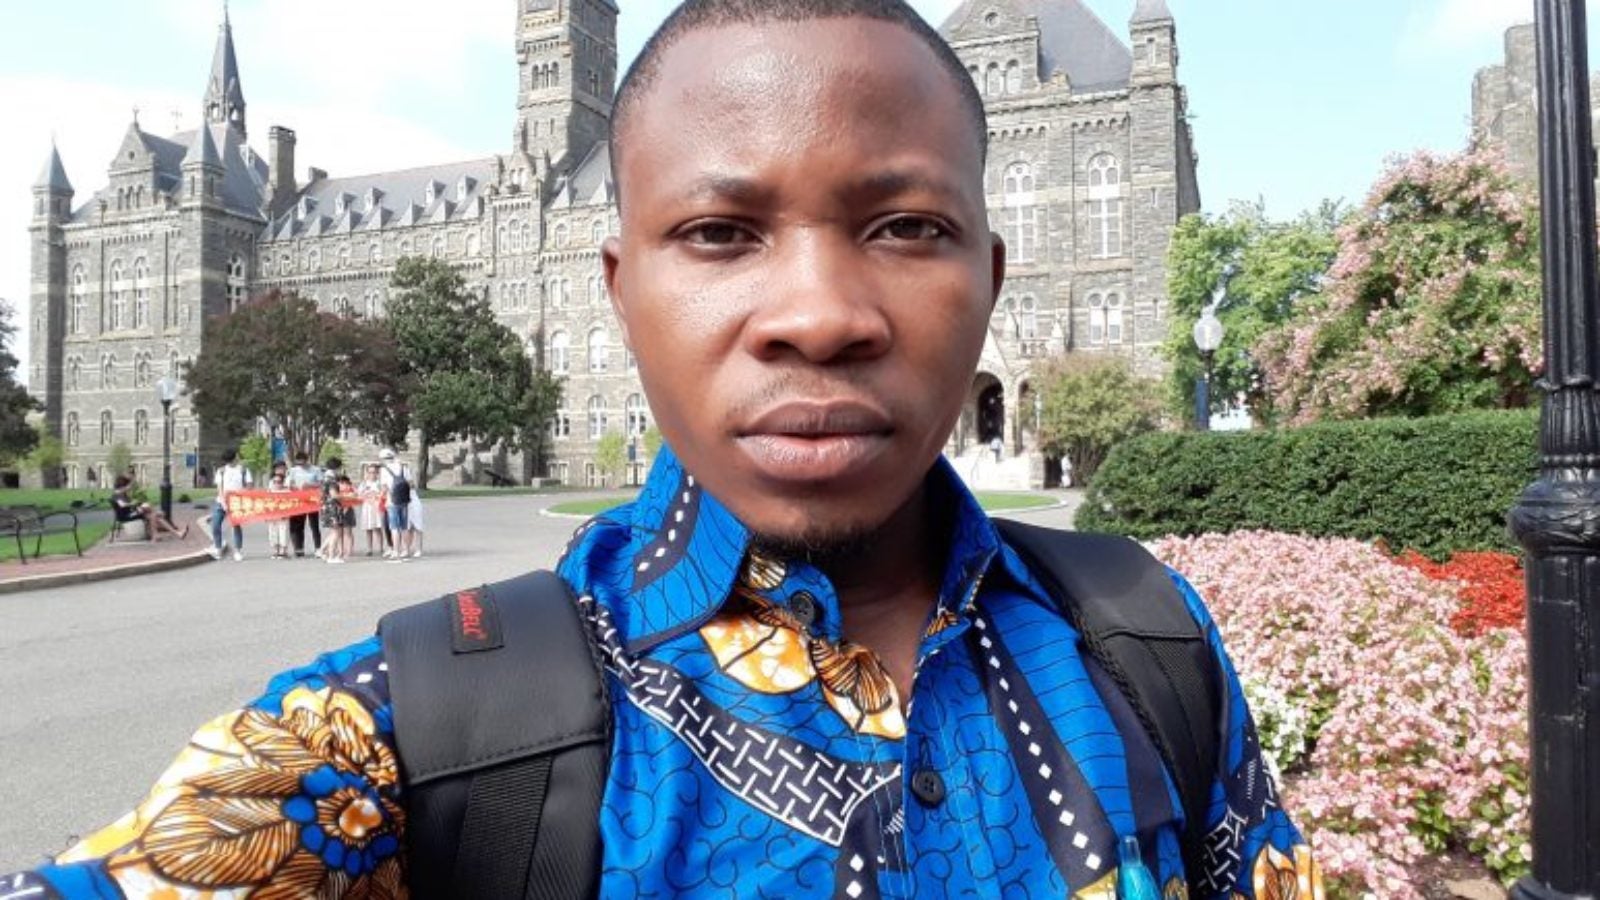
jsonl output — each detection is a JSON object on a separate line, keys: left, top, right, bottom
{"left": 989, "top": 231, "right": 1007, "bottom": 311}
{"left": 601, "top": 235, "right": 631, "bottom": 349}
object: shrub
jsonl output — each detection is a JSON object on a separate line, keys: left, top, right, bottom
{"left": 1153, "top": 532, "right": 1529, "bottom": 896}
{"left": 1078, "top": 409, "right": 1535, "bottom": 558}
{"left": 1035, "top": 354, "right": 1162, "bottom": 482}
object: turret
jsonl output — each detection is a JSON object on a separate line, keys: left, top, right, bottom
{"left": 29, "top": 143, "right": 72, "bottom": 472}
{"left": 183, "top": 122, "right": 226, "bottom": 206}
{"left": 1129, "top": 0, "right": 1176, "bottom": 86}
{"left": 32, "top": 143, "right": 73, "bottom": 224}
{"left": 203, "top": 5, "right": 247, "bottom": 138}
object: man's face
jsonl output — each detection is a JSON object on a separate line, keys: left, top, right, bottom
{"left": 605, "top": 18, "right": 1003, "bottom": 546}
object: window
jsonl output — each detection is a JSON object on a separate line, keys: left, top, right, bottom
{"left": 497, "top": 224, "right": 510, "bottom": 253}
{"left": 553, "top": 407, "right": 571, "bottom": 440}
{"left": 228, "top": 255, "right": 247, "bottom": 311}
{"left": 553, "top": 461, "right": 570, "bottom": 485}
{"left": 553, "top": 224, "right": 569, "bottom": 248}
{"left": 67, "top": 357, "right": 81, "bottom": 391}
{"left": 132, "top": 258, "right": 150, "bottom": 329}
{"left": 986, "top": 63, "right": 1002, "bottom": 96}
{"left": 1019, "top": 295, "right": 1039, "bottom": 340}
{"left": 1002, "top": 162, "right": 1038, "bottom": 264}
{"left": 334, "top": 295, "right": 353, "bottom": 318}
{"left": 1088, "top": 154, "right": 1124, "bottom": 258}
{"left": 625, "top": 347, "right": 637, "bottom": 372}
{"left": 588, "top": 327, "right": 608, "bottom": 373}
{"left": 99, "top": 411, "right": 114, "bottom": 445}
{"left": 306, "top": 248, "right": 321, "bottom": 271}
{"left": 67, "top": 464, "right": 79, "bottom": 488}
{"left": 101, "top": 354, "right": 117, "bottom": 390}
{"left": 134, "top": 409, "right": 150, "bottom": 445}
{"left": 66, "top": 412, "right": 80, "bottom": 447}
{"left": 109, "top": 261, "right": 128, "bottom": 331}
{"left": 1005, "top": 60, "right": 1021, "bottom": 94}
{"left": 466, "top": 232, "right": 480, "bottom": 257}
{"left": 507, "top": 220, "right": 522, "bottom": 253}
{"left": 70, "top": 266, "right": 87, "bottom": 334}
{"left": 626, "top": 394, "right": 649, "bottom": 436}
{"left": 587, "top": 395, "right": 607, "bottom": 439}
{"left": 547, "top": 277, "right": 569, "bottom": 311}
{"left": 169, "top": 351, "right": 180, "bottom": 378}
{"left": 588, "top": 275, "right": 605, "bottom": 306}
{"left": 590, "top": 220, "right": 604, "bottom": 245}
{"left": 1087, "top": 291, "right": 1125, "bottom": 346}
{"left": 585, "top": 462, "right": 599, "bottom": 487}
{"left": 364, "top": 290, "right": 381, "bottom": 319}
{"left": 432, "top": 235, "right": 447, "bottom": 258}
{"left": 369, "top": 242, "right": 383, "bottom": 265}
{"left": 280, "top": 252, "right": 292, "bottom": 274}
{"left": 338, "top": 244, "right": 352, "bottom": 269}
{"left": 134, "top": 354, "right": 152, "bottom": 388}
{"left": 1106, "top": 293, "right": 1125, "bottom": 344}
{"left": 549, "top": 330, "right": 570, "bottom": 374}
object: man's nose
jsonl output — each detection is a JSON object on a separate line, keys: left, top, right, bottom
{"left": 742, "top": 231, "right": 893, "bottom": 364}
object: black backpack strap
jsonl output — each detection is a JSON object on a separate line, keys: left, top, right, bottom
{"left": 378, "top": 570, "right": 610, "bottom": 900}
{"left": 992, "top": 519, "right": 1221, "bottom": 880}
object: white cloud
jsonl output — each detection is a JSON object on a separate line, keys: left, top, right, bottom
{"left": 1403, "top": 0, "right": 1532, "bottom": 57}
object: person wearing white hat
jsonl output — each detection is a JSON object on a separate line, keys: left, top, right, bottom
{"left": 377, "top": 448, "right": 415, "bottom": 561}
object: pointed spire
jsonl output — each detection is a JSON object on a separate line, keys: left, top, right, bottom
{"left": 34, "top": 141, "right": 73, "bottom": 194}
{"left": 203, "top": 2, "right": 247, "bottom": 137}
{"left": 1131, "top": 0, "right": 1173, "bottom": 24}
{"left": 185, "top": 123, "right": 223, "bottom": 170}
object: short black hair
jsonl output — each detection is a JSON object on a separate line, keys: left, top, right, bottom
{"left": 609, "top": 0, "right": 987, "bottom": 201}
{"left": 222, "top": 446, "right": 238, "bottom": 463}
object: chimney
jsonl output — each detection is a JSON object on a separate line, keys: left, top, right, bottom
{"left": 268, "top": 126, "right": 297, "bottom": 217}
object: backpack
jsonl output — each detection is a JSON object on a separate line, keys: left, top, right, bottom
{"left": 378, "top": 521, "right": 1222, "bottom": 899}
{"left": 388, "top": 465, "right": 412, "bottom": 506}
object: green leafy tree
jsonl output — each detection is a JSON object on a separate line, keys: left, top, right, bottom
{"left": 0, "top": 300, "right": 41, "bottom": 466}
{"left": 388, "top": 257, "right": 533, "bottom": 488}
{"left": 1162, "top": 200, "right": 1341, "bottom": 426}
{"left": 594, "top": 431, "right": 627, "bottom": 487}
{"left": 1035, "top": 354, "right": 1162, "bottom": 483}
{"left": 239, "top": 434, "right": 273, "bottom": 481}
{"left": 642, "top": 425, "right": 663, "bottom": 460}
{"left": 24, "top": 429, "right": 65, "bottom": 483}
{"left": 1254, "top": 148, "right": 1541, "bottom": 423}
{"left": 107, "top": 441, "right": 133, "bottom": 480}
{"left": 515, "top": 333, "right": 564, "bottom": 483}
{"left": 318, "top": 437, "right": 347, "bottom": 467}
{"left": 185, "top": 291, "right": 412, "bottom": 457}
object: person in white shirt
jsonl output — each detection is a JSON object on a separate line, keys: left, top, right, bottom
{"left": 286, "top": 452, "right": 324, "bottom": 558}
{"left": 377, "top": 448, "right": 416, "bottom": 561}
{"left": 209, "top": 447, "right": 253, "bottom": 561}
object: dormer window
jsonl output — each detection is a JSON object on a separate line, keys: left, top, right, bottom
{"left": 425, "top": 181, "right": 443, "bottom": 206}
{"left": 457, "top": 176, "right": 474, "bottom": 201}
{"left": 364, "top": 188, "right": 382, "bottom": 213}
{"left": 334, "top": 193, "right": 351, "bottom": 217}
{"left": 297, "top": 196, "right": 314, "bottom": 220}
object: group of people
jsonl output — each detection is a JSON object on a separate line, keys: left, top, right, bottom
{"left": 209, "top": 446, "right": 425, "bottom": 563}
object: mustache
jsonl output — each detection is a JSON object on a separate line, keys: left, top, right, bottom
{"left": 724, "top": 372, "right": 888, "bottom": 422}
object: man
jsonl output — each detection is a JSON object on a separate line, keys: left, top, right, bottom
{"left": 377, "top": 447, "right": 415, "bottom": 561}
{"left": 207, "top": 446, "right": 250, "bottom": 562}
{"left": 5, "top": 2, "right": 1318, "bottom": 897}
{"left": 287, "top": 451, "right": 324, "bottom": 558}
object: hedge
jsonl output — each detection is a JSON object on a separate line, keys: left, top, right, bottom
{"left": 1075, "top": 409, "right": 1538, "bottom": 559}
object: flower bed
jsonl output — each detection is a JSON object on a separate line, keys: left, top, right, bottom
{"left": 1151, "top": 532, "right": 1529, "bottom": 899}
{"left": 1391, "top": 549, "right": 1526, "bottom": 636}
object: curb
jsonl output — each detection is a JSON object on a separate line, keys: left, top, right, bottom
{"left": 0, "top": 545, "right": 215, "bottom": 595}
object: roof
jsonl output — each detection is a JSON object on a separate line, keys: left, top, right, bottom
{"left": 940, "top": 0, "right": 1133, "bottom": 93}
{"left": 205, "top": 14, "right": 245, "bottom": 114}
{"left": 266, "top": 157, "right": 499, "bottom": 239}
{"left": 72, "top": 122, "right": 268, "bottom": 222}
{"left": 184, "top": 120, "right": 223, "bottom": 169}
{"left": 550, "top": 142, "right": 613, "bottom": 208}
{"left": 1131, "top": 0, "right": 1173, "bottom": 24}
{"left": 35, "top": 144, "right": 73, "bottom": 193}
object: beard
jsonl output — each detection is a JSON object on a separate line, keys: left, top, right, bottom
{"left": 749, "top": 520, "right": 883, "bottom": 569}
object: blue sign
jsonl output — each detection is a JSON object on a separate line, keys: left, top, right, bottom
{"left": 271, "top": 437, "right": 289, "bottom": 462}
{"left": 184, "top": 453, "right": 198, "bottom": 468}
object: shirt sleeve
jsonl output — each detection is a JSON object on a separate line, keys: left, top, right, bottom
{"left": 5, "top": 636, "right": 405, "bottom": 900}
{"left": 1169, "top": 571, "right": 1324, "bottom": 900}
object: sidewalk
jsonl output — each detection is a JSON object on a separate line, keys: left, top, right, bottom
{"left": 0, "top": 509, "right": 215, "bottom": 594}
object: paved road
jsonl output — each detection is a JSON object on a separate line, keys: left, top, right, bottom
{"left": 0, "top": 489, "right": 1078, "bottom": 871}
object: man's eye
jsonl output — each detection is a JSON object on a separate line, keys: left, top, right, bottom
{"left": 876, "top": 217, "right": 949, "bottom": 242}
{"left": 682, "top": 222, "right": 754, "bottom": 246}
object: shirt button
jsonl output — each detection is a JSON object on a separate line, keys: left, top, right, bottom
{"left": 910, "top": 769, "right": 946, "bottom": 808}
{"left": 790, "top": 592, "right": 819, "bottom": 628}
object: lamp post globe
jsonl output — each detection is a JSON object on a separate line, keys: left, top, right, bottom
{"left": 155, "top": 377, "right": 178, "bottom": 524}
{"left": 1191, "top": 309, "right": 1224, "bottom": 432}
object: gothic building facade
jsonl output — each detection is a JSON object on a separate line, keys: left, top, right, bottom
{"left": 29, "top": 0, "right": 1198, "bottom": 489}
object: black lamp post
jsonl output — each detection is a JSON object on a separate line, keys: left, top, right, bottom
{"left": 1507, "top": 2, "right": 1600, "bottom": 897}
{"left": 156, "top": 376, "right": 177, "bottom": 524}
{"left": 1191, "top": 307, "right": 1224, "bottom": 432}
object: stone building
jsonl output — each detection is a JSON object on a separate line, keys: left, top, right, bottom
{"left": 1470, "top": 21, "right": 1600, "bottom": 193}
{"left": 30, "top": 0, "right": 1198, "bottom": 489}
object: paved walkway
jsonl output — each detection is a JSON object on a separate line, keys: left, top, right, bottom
{"left": 0, "top": 505, "right": 215, "bottom": 591}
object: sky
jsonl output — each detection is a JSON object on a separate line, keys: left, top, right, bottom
{"left": 0, "top": 0, "right": 1565, "bottom": 378}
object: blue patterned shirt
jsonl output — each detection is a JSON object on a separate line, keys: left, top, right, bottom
{"left": 8, "top": 447, "right": 1318, "bottom": 899}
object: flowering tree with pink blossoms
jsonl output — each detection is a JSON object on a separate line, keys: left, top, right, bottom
{"left": 1254, "top": 148, "right": 1542, "bottom": 424}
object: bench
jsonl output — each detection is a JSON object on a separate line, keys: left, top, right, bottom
{"left": 0, "top": 506, "right": 83, "bottom": 563}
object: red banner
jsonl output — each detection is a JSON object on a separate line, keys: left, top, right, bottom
{"left": 223, "top": 489, "right": 321, "bottom": 524}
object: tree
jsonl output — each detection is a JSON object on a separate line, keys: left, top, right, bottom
{"left": 24, "top": 429, "right": 64, "bottom": 483}
{"left": 107, "top": 441, "right": 133, "bottom": 480}
{"left": 514, "top": 333, "right": 564, "bottom": 483}
{"left": 387, "top": 257, "right": 534, "bottom": 489}
{"left": 239, "top": 434, "right": 273, "bottom": 481}
{"left": 318, "top": 437, "right": 347, "bottom": 467}
{"left": 642, "top": 425, "right": 664, "bottom": 461}
{"left": 594, "top": 431, "right": 627, "bottom": 487}
{"left": 0, "top": 300, "right": 41, "bottom": 466}
{"left": 1254, "top": 148, "right": 1541, "bottom": 424}
{"left": 185, "top": 291, "right": 412, "bottom": 458}
{"left": 1035, "top": 354, "right": 1162, "bottom": 483}
{"left": 1162, "top": 200, "right": 1341, "bottom": 426}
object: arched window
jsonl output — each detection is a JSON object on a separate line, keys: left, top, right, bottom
{"left": 552, "top": 406, "right": 571, "bottom": 440}
{"left": 334, "top": 295, "right": 353, "bottom": 318}
{"left": 134, "top": 409, "right": 150, "bottom": 445}
{"left": 132, "top": 258, "right": 150, "bottom": 329}
{"left": 986, "top": 63, "right": 1003, "bottom": 97}
{"left": 587, "top": 394, "right": 607, "bottom": 439}
{"left": 553, "top": 224, "right": 569, "bottom": 248}
{"left": 969, "top": 65, "right": 981, "bottom": 93}
{"left": 228, "top": 255, "right": 246, "bottom": 311}
{"left": 1087, "top": 291, "right": 1125, "bottom": 346}
{"left": 364, "top": 290, "right": 381, "bottom": 319}
{"left": 101, "top": 354, "right": 117, "bottom": 390}
{"left": 280, "top": 252, "right": 293, "bottom": 274}
{"left": 1005, "top": 60, "right": 1022, "bottom": 94}
{"left": 588, "top": 274, "right": 605, "bottom": 306}
{"left": 1088, "top": 293, "right": 1105, "bottom": 346}
{"left": 548, "top": 277, "right": 569, "bottom": 311}
{"left": 99, "top": 411, "right": 114, "bottom": 445}
{"left": 507, "top": 220, "right": 522, "bottom": 253}
{"left": 432, "top": 235, "right": 447, "bottom": 258}
{"left": 109, "top": 261, "right": 128, "bottom": 331}
{"left": 590, "top": 219, "right": 604, "bottom": 245}
{"left": 497, "top": 224, "right": 509, "bottom": 253}
{"left": 1019, "top": 295, "right": 1039, "bottom": 340}
{"left": 306, "top": 248, "right": 321, "bottom": 271}
{"left": 466, "top": 232, "right": 481, "bottom": 257}
{"left": 1106, "top": 292, "right": 1125, "bottom": 344}
{"left": 338, "top": 244, "right": 352, "bottom": 269}
{"left": 66, "top": 413, "right": 81, "bottom": 448}
{"left": 70, "top": 266, "right": 88, "bottom": 334}
{"left": 1087, "top": 154, "right": 1124, "bottom": 258}
{"left": 67, "top": 357, "right": 81, "bottom": 391}
{"left": 370, "top": 242, "right": 383, "bottom": 265}
{"left": 134, "top": 354, "right": 152, "bottom": 388}
{"left": 626, "top": 393, "right": 649, "bottom": 436}
{"left": 1003, "top": 162, "right": 1038, "bottom": 264}
{"left": 549, "top": 330, "right": 570, "bottom": 374}
{"left": 588, "top": 327, "right": 609, "bottom": 373}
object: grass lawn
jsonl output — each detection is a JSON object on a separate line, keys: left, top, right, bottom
{"left": 548, "top": 491, "right": 1057, "bottom": 518}
{"left": 0, "top": 519, "right": 114, "bottom": 563}
{"left": 0, "top": 487, "right": 212, "bottom": 562}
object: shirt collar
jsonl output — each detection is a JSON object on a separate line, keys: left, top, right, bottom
{"left": 558, "top": 444, "right": 1031, "bottom": 652}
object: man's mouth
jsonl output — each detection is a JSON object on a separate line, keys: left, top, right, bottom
{"left": 734, "top": 401, "right": 894, "bottom": 484}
